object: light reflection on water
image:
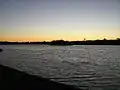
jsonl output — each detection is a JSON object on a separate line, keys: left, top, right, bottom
{"left": 0, "top": 45, "right": 120, "bottom": 90}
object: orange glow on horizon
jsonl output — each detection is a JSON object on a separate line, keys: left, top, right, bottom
{"left": 0, "top": 35, "right": 120, "bottom": 42}
{"left": 0, "top": 37, "right": 52, "bottom": 42}
{"left": 0, "top": 28, "right": 120, "bottom": 42}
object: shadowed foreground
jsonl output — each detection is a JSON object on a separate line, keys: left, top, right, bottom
{"left": 0, "top": 64, "right": 81, "bottom": 90}
{"left": 0, "top": 49, "right": 3, "bottom": 52}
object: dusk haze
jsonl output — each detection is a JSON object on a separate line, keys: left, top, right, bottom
{"left": 0, "top": 0, "right": 120, "bottom": 41}
{"left": 0, "top": 1, "right": 120, "bottom": 90}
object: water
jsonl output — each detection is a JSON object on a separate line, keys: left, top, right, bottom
{"left": 0, "top": 45, "right": 120, "bottom": 90}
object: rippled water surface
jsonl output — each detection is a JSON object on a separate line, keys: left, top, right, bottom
{"left": 0, "top": 45, "right": 120, "bottom": 90}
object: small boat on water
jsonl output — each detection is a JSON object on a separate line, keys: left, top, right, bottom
{"left": 0, "top": 49, "right": 3, "bottom": 52}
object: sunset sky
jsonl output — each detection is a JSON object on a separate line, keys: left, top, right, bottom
{"left": 0, "top": 0, "right": 120, "bottom": 41}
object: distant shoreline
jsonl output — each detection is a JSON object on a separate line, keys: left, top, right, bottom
{"left": 0, "top": 39, "right": 120, "bottom": 45}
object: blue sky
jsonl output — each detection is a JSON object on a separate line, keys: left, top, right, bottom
{"left": 0, "top": 0, "right": 120, "bottom": 41}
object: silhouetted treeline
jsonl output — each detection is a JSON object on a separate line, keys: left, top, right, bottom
{"left": 0, "top": 38, "right": 120, "bottom": 45}
{"left": 50, "top": 39, "right": 120, "bottom": 45}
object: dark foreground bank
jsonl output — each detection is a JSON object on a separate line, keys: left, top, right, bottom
{"left": 0, "top": 64, "right": 81, "bottom": 90}
{"left": 0, "top": 49, "right": 3, "bottom": 52}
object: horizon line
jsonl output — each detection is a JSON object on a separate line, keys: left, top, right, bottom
{"left": 0, "top": 38, "right": 120, "bottom": 42}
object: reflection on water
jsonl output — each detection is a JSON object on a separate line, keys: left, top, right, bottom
{"left": 0, "top": 45, "right": 120, "bottom": 90}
